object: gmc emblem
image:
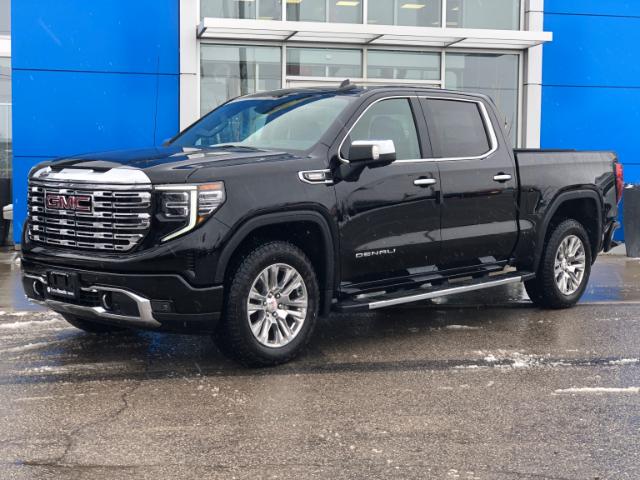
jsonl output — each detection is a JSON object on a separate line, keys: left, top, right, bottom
{"left": 45, "top": 193, "right": 92, "bottom": 213}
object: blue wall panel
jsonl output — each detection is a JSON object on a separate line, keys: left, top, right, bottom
{"left": 543, "top": 14, "right": 640, "bottom": 87}
{"left": 541, "top": 86, "right": 640, "bottom": 164}
{"left": 542, "top": 3, "right": 639, "bottom": 241}
{"left": 11, "top": 0, "right": 180, "bottom": 242}
{"left": 11, "top": 0, "right": 179, "bottom": 74}
{"left": 12, "top": 70, "right": 179, "bottom": 158}
{"left": 545, "top": 0, "right": 640, "bottom": 17}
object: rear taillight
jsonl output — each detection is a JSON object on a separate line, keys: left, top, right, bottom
{"left": 615, "top": 162, "right": 624, "bottom": 204}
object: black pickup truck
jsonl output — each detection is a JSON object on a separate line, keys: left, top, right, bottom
{"left": 21, "top": 84, "right": 622, "bottom": 366}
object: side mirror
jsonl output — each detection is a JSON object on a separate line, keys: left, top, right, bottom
{"left": 348, "top": 140, "right": 396, "bottom": 166}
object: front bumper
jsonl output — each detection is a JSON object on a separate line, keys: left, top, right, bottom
{"left": 22, "top": 258, "right": 223, "bottom": 333}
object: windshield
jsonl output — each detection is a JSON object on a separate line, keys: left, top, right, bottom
{"left": 172, "top": 92, "right": 356, "bottom": 152}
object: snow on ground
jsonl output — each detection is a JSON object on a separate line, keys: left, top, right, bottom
{"left": 554, "top": 387, "right": 639, "bottom": 395}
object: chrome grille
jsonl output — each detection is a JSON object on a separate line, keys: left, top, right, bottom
{"left": 27, "top": 181, "right": 152, "bottom": 252}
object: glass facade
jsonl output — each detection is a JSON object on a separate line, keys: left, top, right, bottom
{"left": 200, "top": 0, "right": 521, "bottom": 30}
{"left": 200, "top": 44, "right": 281, "bottom": 114}
{"left": 368, "top": 0, "right": 441, "bottom": 27}
{"left": 0, "top": 0, "right": 9, "bottom": 34}
{"left": 447, "top": 0, "right": 520, "bottom": 30}
{"left": 199, "top": 45, "right": 520, "bottom": 145}
{"left": 0, "top": 57, "right": 10, "bottom": 179}
{"left": 445, "top": 53, "right": 519, "bottom": 145}
{"left": 367, "top": 50, "right": 440, "bottom": 81}
{"left": 287, "top": 0, "right": 362, "bottom": 23}
{"left": 287, "top": 48, "right": 362, "bottom": 78}
{"left": 201, "top": 0, "right": 282, "bottom": 20}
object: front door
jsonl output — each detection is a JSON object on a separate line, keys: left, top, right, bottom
{"left": 334, "top": 96, "right": 442, "bottom": 288}
{"left": 420, "top": 96, "right": 518, "bottom": 269}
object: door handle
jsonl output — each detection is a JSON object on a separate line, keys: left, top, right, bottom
{"left": 414, "top": 178, "right": 437, "bottom": 187}
{"left": 493, "top": 174, "right": 512, "bottom": 183}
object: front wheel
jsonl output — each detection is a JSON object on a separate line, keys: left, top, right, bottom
{"left": 214, "top": 241, "right": 319, "bottom": 367}
{"left": 525, "top": 219, "right": 592, "bottom": 309}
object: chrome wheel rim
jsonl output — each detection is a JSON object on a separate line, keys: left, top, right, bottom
{"left": 246, "top": 263, "right": 308, "bottom": 348}
{"left": 554, "top": 235, "right": 586, "bottom": 295}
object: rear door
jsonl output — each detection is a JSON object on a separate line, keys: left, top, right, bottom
{"left": 334, "top": 95, "right": 442, "bottom": 288}
{"left": 420, "top": 96, "right": 518, "bottom": 269}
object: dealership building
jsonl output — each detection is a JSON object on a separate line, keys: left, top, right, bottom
{"left": 0, "top": 0, "right": 637, "bottom": 244}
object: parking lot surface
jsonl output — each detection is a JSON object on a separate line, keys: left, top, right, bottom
{"left": 0, "top": 250, "right": 639, "bottom": 479}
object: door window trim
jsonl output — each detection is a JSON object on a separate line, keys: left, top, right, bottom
{"left": 338, "top": 94, "right": 498, "bottom": 164}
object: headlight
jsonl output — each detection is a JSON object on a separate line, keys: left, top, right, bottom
{"left": 156, "top": 182, "right": 226, "bottom": 242}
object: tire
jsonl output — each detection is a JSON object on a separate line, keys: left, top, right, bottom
{"left": 214, "top": 241, "right": 319, "bottom": 367}
{"left": 525, "top": 219, "right": 592, "bottom": 309}
{"left": 62, "top": 314, "right": 127, "bottom": 334}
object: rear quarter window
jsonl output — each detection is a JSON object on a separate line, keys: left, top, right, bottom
{"left": 425, "top": 99, "right": 492, "bottom": 159}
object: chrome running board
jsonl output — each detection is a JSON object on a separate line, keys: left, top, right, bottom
{"left": 336, "top": 272, "right": 534, "bottom": 312}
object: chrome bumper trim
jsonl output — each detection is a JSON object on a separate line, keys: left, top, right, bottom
{"left": 31, "top": 283, "right": 161, "bottom": 329}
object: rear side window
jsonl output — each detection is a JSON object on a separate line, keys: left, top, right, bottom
{"left": 343, "top": 98, "right": 421, "bottom": 161}
{"left": 425, "top": 99, "right": 492, "bottom": 159}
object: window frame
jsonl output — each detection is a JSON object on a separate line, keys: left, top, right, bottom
{"left": 337, "top": 94, "right": 498, "bottom": 165}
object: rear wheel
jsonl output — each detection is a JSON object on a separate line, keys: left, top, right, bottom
{"left": 62, "top": 314, "right": 127, "bottom": 333}
{"left": 214, "top": 241, "right": 319, "bottom": 367}
{"left": 525, "top": 219, "right": 591, "bottom": 309}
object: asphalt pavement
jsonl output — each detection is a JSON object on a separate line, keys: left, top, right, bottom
{"left": 0, "top": 248, "right": 638, "bottom": 479}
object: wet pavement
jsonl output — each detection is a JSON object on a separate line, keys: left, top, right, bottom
{"left": 0, "top": 248, "right": 639, "bottom": 479}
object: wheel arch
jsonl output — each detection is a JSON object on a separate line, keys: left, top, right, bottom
{"left": 533, "top": 189, "right": 603, "bottom": 271}
{"left": 214, "top": 210, "right": 339, "bottom": 315}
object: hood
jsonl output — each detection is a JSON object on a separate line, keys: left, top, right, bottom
{"left": 44, "top": 146, "right": 296, "bottom": 184}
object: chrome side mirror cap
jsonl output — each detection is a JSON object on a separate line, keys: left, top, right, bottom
{"left": 348, "top": 140, "right": 396, "bottom": 165}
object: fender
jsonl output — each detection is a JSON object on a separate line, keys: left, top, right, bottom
{"left": 532, "top": 189, "right": 603, "bottom": 271}
{"left": 214, "top": 210, "right": 339, "bottom": 312}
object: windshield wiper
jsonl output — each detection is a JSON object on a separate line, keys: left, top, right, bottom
{"left": 209, "top": 144, "right": 264, "bottom": 151}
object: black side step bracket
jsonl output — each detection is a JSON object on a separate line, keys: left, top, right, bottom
{"left": 335, "top": 272, "right": 535, "bottom": 313}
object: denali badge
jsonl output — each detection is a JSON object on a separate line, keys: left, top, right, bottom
{"left": 45, "top": 193, "right": 92, "bottom": 213}
{"left": 356, "top": 248, "right": 397, "bottom": 259}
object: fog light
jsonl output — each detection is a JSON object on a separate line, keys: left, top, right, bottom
{"left": 101, "top": 292, "right": 113, "bottom": 311}
{"left": 32, "top": 280, "right": 44, "bottom": 298}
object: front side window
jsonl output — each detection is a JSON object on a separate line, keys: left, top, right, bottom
{"left": 424, "top": 99, "right": 491, "bottom": 159}
{"left": 201, "top": 0, "right": 282, "bottom": 20}
{"left": 368, "top": 0, "right": 441, "bottom": 27}
{"left": 287, "top": 0, "right": 362, "bottom": 23}
{"left": 287, "top": 48, "right": 362, "bottom": 78}
{"left": 174, "top": 93, "right": 356, "bottom": 152}
{"left": 200, "top": 44, "right": 282, "bottom": 115}
{"left": 343, "top": 98, "right": 421, "bottom": 161}
{"left": 446, "top": 0, "right": 520, "bottom": 30}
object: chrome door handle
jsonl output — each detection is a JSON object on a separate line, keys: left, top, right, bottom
{"left": 493, "top": 174, "right": 512, "bottom": 183}
{"left": 414, "top": 178, "right": 437, "bottom": 187}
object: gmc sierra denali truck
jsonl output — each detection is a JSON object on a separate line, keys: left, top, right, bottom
{"left": 21, "top": 84, "right": 622, "bottom": 366}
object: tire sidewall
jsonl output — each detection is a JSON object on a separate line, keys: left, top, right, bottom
{"left": 546, "top": 221, "right": 592, "bottom": 304}
{"left": 227, "top": 243, "right": 319, "bottom": 363}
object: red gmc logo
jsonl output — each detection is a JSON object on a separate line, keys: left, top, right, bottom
{"left": 45, "top": 193, "right": 92, "bottom": 213}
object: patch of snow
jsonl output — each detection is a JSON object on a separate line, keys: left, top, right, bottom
{"left": 608, "top": 358, "right": 639, "bottom": 366}
{"left": 0, "top": 319, "right": 65, "bottom": 330}
{"left": 0, "top": 342, "right": 51, "bottom": 354}
{"left": 554, "top": 387, "right": 639, "bottom": 395}
{"left": 445, "top": 325, "right": 480, "bottom": 330}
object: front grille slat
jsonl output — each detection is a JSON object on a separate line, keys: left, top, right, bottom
{"left": 27, "top": 180, "right": 152, "bottom": 253}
